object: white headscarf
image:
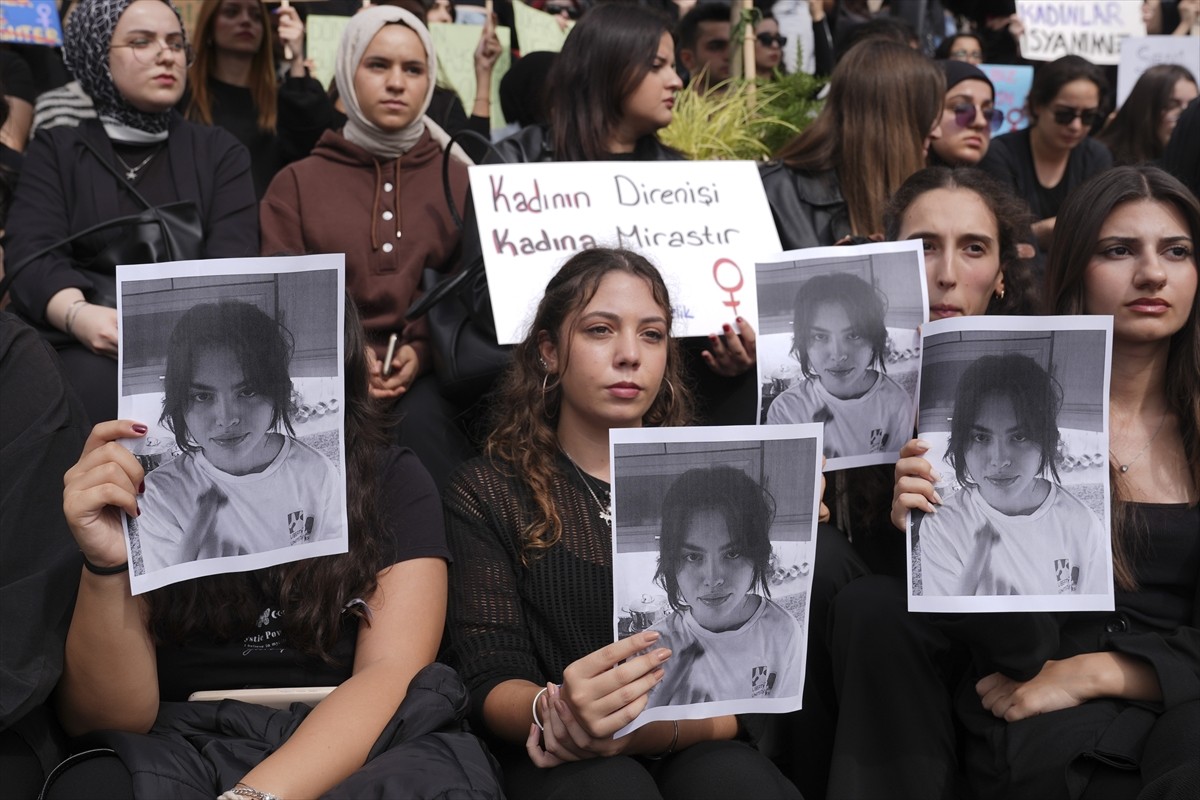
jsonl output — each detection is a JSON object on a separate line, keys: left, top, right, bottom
{"left": 336, "top": 5, "right": 437, "bottom": 159}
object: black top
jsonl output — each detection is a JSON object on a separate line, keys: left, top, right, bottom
{"left": 195, "top": 75, "right": 335, "bottom": 199}
{"left": 156, "top": 447, "right": 449, "bottom": 701}
{"left": 0, "top": 312, "right": 89, "bottom": 727}
{"left": 0, "top": 50, "right": 37, "bottom": 104}
{"left": 978, "top": 127, "right": 1114, "bottom": 222}
{"left": 442, "top": 455, "right": 614, "bottom": 730}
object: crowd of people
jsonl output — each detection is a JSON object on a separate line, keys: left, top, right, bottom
{"left": 0, "top": 1, "right": 1197, "bottom": 799}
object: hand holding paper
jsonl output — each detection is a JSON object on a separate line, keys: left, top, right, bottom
{"left": 63, "top": 420, "right": 148, "bottom": 570}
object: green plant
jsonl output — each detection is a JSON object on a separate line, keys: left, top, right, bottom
{"left": 660, "top": 70, "right": 826, "bottom": 161}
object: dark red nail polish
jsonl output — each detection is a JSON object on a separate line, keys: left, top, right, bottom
{"left": 139, "top": 481, "right": 145, "bottom": 494}
{"left": 132, "top": 424, "right": 148, "bottom": 434}
{"left": 135, "top": 504, "right": 141, "bottom": 517}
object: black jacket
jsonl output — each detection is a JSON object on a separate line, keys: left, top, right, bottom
{"left": 47, "top": 664, "right": 501, "bottom": 799}
{"left": 5, "top": 114, "right": 258, "bottom": 324}
{"left": 759, "top": 162, "right": 852, "bottom": 250}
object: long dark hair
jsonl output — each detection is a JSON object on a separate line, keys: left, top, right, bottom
{"left": 946, "top": 353, "right": 1063, "bottom": 490}
{"left": 653, "top": 465, "right": 774, "bottom": 613}
{"left": 789, "top": 273, "right": 889, "bottom": 377}
{"left": 777, "top": 39, "right": 944, "bottom": 237}
{"left": 547, "top": 2, "right": 673, "bottom": 161}
{"left": 485, "top": 248, "right": 694, "bottom": 560}
{"left": 884, "top": 166, "right": 1038, "bottom": 316}
{"left": 146, "top": 297, "right": 388, "bottom": 662}
{"left": 1097, "top": 64, "right": 1197, "bottom": 165}
{"left": 159, "top": 300, "right": 296, "bottom": 454}
{"left": 1046, "top": 165, "right": 1200, "bottom": 590}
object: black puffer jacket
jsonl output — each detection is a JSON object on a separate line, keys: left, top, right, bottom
{"left": 42, "top": 664, "right": 502, "bottom": 799}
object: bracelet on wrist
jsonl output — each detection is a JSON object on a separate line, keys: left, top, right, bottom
{"left": 643, "top": 719, "right": 679, "bottom": 760}
{"left": 531, "top": 686, "right": 552, "bottom": 731}
{"left": 218, "top": 783, "right": 281, "bottom": 800}
{"left": 64, "top": 299, "right": 88, "bottom": 338}
{"left": 82, "top": 553, "right": 129, "bottom": 575}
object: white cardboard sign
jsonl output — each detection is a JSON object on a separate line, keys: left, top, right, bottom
{"left": 1017, "top": 1, "right": 1146, "bottom": 65}
{"left": 468, "top": 160, "right": 781, "bottom": 344}
{"left": 1116, "top": 35, "right": 1200, "bottom": 106}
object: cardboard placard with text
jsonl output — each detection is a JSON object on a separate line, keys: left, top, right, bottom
{"left": 468, "top": 160, "right": 780, "bottom": 345}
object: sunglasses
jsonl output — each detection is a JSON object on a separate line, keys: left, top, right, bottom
{"left": 1051, "top": 106, "right": 1100, "bottom": 126}
{"left": 756, "top": 33, "right": 787, "bottom": 47}
{"left": 544, "top": 3, "right": 579, "bottom": 19}
{"left": 951, "top": 102, "right": 1004, "bottom": 132}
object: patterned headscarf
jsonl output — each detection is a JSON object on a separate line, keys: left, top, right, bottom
{"left": 64, "top": 0, "right": 188, "bottom": 135}
{"left": 336, "top": 5, "right": 437, "bottom": 159}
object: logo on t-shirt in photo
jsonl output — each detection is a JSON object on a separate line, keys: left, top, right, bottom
{"left": 287, "top": 510, "right": 314, "bottom": 545}
{"left": 868, "top": 427, "right": 888, "bottom": 452}
{"left": 750, "top": 665, "right": 778, "bottom": 698}
{"left": 1054, "top": 558, "right": 1079, "bottom": 594}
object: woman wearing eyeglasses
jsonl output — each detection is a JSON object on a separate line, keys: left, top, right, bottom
{"left": 929, "top": 60, "right": 1002, "bottom": 168}
{"left": 4, "top": 0, "right": 258, "bottom": 426}
{"left": 934, "top": 31, "right": 985, "bottom": 65}
{"left": 979, "top": 55, "right": 1113, "bottom": 255}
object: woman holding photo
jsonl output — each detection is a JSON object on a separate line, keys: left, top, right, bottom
{"left": 889, "top": 165, "right": 1199, "bottom": 798}
{"left": 50, "top": 300, "right": 500, "bottom": 798}
{"left": 442, "top": 247, "right": 807, "bottom": 799}
{"left": 824, "top": 165, "right": 1037, "bottom": 800}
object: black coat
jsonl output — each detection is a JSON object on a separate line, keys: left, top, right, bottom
{"left": 759, "top": 162, "right": 852, "bottom": 250}
{"left": 5, "top": 114, "right": 258, "bottom": 325}
{"left": 47, "top": 664, "right": 502, "bottom": 799}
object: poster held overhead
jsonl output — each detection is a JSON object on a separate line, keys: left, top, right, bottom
{"left": 116, "top": 254, "right": 349, "bottom": 595}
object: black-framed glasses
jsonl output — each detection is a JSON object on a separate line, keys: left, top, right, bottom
{"left": 1051, "top": 106, "right": 1100, "bottom": 126}
{"left": 544, "top": 3, "right": 579, "bottom": 19}
{"left": 756, "top": 33, "right": 787, "bottom": 47}
{"left": 951, "top": 102, "right": 1004, "bottom": 132}
{"left": 111, "top": 36, "right": 194, "bottom": 67}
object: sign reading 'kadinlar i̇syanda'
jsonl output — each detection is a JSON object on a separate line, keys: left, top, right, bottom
{"left": 1016, "top": 1, "right": 1146, "bottom": 65}
{"left": 468, "top": 160, "right": 781, "bottom": 345}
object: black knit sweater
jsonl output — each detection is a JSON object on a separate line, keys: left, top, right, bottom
{"left": 442, "top": 454, "right": 613, "bottom": 730}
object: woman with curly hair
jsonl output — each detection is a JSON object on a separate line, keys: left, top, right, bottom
{"left": 442, "top": 247, "right": 805, "bottom": 800}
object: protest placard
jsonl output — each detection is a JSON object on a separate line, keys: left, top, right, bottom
{"left": 428, "top": 23, "right": 512, "bottom": 127}
{"left": 511, "top": 1, "right": 572, "bottom": 53}
{"left": 0, "top": 0, "right": 62, "bottom": 46}
{"left": 1016, "top": 1, "right": 1145, "bottom": 65}
{"left": 979, "top": 63, "right": 1035, "bottom": 133}
{"left": 468, "top": 160, "right": 782, "bottom": 344}
{"left": 306, "top": 14, "right": 349, "bottom": 90}
{"left": 1116, "top": 35, "right": 1200, "bottom": 106}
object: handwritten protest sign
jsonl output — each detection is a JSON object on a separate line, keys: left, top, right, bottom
{"left": 512, "top": 1, "right": 572, "bottom": 53}
{"left": 469, "top": 161, "right": 781, "bottom": 344}
{"left": 1116, "top": 36, "right": 1200, "bottom": 106}
{"left": 980, "top": 63, "right": 1035, "bottom": 133}
{"left": 0, "top": 0, "right": 63, "bottom": 46}
{"left": 1016, "top": 1, "right": 1145, "bottom": 65}
{"left": 429, "top": 23, "right": 512, "bottom": 128}
{"left": 306, "top": 15, "right": 349, "bottom": 90}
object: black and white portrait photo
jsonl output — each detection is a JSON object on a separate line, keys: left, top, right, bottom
{"left": 908, "top": 316, "right": 1115, "bottom": 613}
{"left": 756, "top": 240, "right": 928, "bottom": 471}
{"left": 117, "top": 255, "right": 348, "bottom": 594}
{"left": 609, "top": 424, "right": 823, "bottom": 735}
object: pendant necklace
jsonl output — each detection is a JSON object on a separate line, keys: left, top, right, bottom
{"left": 1112, "top": 410, "right": 1167, "bottom": 474}
{"left": 114, "top": 146, "right": 161, "bottom": 182}
{"left": 561, "top": 448, "right": 612, "bottom": 525}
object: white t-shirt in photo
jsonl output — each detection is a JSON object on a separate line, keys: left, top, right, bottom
{"left": 766, "top": 371, "right": 912, "bottom": 458}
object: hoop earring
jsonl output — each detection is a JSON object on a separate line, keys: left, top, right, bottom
{"left": 541, "top": 372, "right": 559, "bottom": 419}
{"left": 995, "top": 287, "right": 1006, "bottom": 300}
